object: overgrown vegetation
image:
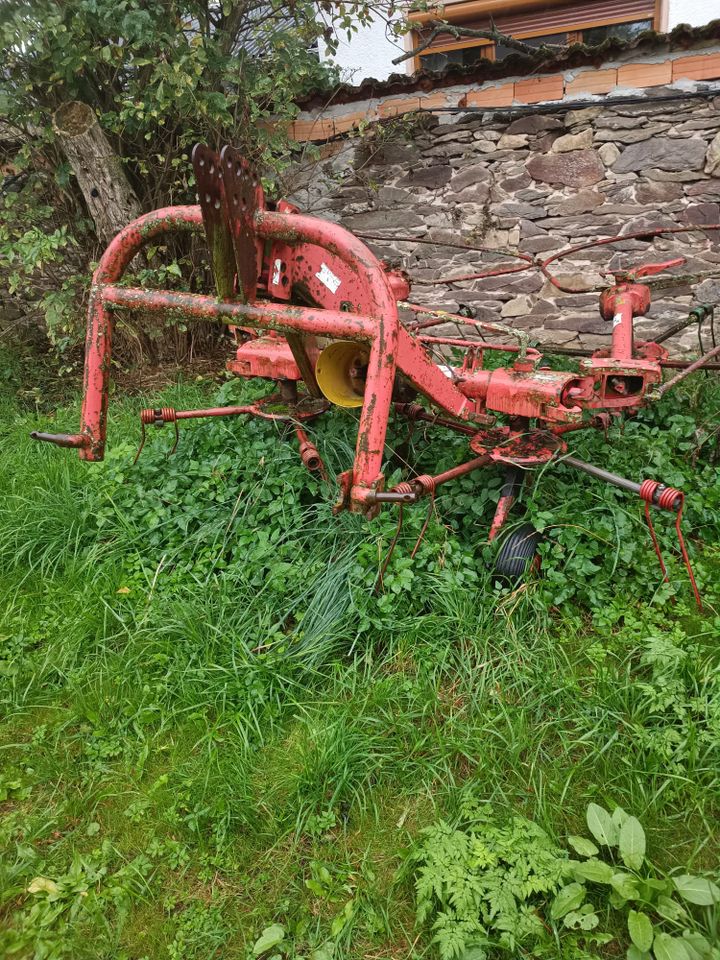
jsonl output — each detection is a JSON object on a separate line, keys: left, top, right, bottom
{"left": 0, "top": 0, "right": 397, "bottom": 358}
{"left": 1, "top": 348, "right": 719, "bottom": 957}
{"left": 413, "top": 799, "right": 720, "bottom": 959}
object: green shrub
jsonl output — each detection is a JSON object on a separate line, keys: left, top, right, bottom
{"left": 0, "top": 0, "right": 383, "bottom": 352}
{"left": 413, "top": 799, "right": 570, "bottom": 959}
{"left": 412, "top": 801, "right": 720, "bottom": 960}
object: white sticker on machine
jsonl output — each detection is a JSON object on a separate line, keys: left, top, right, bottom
{"left": 272, "top": 258, "right": 282, "bottom": 286}
{"left": 315, "top": 262, "right": 342, "bottom": 294}
{"left": 612, "top": 313, "right": 623, "bottom": 327}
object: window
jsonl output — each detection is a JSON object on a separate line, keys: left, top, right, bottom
{"left": 411, "top": 0, "right": 660, "bottom": 69}
{"left": 494, "top": 32, "right": 568, "bottom": 61}
{"left": 581, "top": 19, "right": 653, "bottom": 45}
{"left": 421, "top": 45, "right": 491, "bottom": 71}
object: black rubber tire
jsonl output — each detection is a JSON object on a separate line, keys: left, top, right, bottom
{"left": 494, "top": 522, "right": 541, "bottom": 580}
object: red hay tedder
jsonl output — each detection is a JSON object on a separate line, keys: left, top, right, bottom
{"left": 32, "top": 145, "right": 720, "bottom": 605}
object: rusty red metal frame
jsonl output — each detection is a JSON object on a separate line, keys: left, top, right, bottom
{"left": 48, "top": 203, "right": 475, "bottom": 515}
{"left": 31, "top": 147, "right": 717, "bottom": 603}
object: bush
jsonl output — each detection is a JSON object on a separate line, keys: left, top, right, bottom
{"left": 0, "top": 0, "right": 378, "bottom": 357}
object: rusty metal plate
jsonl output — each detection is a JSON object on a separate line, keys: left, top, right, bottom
{"left": 470, "top": 427, "right": 567, "bottom": 466}
{"left": 220, "top": 145, "right": 264, "bottom": 303}
{"left": 191, "top": 144, "right": 235, "bottom": 300}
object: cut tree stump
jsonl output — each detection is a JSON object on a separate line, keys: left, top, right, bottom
{"left": 53, "top": 101, "right": 142, "bottom": 242}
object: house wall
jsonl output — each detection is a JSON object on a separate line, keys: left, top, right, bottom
{"left": 284, "top": 85, "right": 720, "bottom": 353}
{"left": 318, "top": 12, "right": 409, "bottom": 82}
{"left": 320, "top": 2, "right": 720, "bottom": 85}
{"left": 289, "top": 42, "right": 720, "bottom": 141}
{"left": 668, "top": 0, "right": 720, "bottom": 29}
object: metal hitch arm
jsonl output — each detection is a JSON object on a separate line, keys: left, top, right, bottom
{"left": 30, "top": 431, "right": 88, "bottom": 449}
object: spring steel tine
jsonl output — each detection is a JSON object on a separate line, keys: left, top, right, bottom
{"left": 134, "top": 408, "right": 180, "bottom": 464}
{"left": 375, "top": 474, "right": 438, "bottom": 594}
{"left": 639, "top": 480, "right": 702, "bottom": 610}
{"left": 562, "top": 456, "right": 701, "bottom": 608}
{"left": 133, "top": 419, "right": 146, "bottom": 465}
{"left": 376, "top": 503, "right": 405, "bottom": 595}
{"left": 169, "top": 419, "right": 180, "bottom": 457}
{"left": 133, "top": 400, "right": 330, "bottom": 470}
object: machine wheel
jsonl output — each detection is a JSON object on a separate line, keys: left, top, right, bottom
{"left": 494, "top": 522, "right": 541, "bottom": 580}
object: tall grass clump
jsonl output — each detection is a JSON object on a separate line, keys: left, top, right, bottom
{"left": 1, "top": 367, "right": 719, "bottom": 959}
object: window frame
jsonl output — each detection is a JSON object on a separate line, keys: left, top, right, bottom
{"left": 410, "top": 0, "right": 663, "bottom": 71}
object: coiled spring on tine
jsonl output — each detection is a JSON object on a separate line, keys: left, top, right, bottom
{"left": 134, "top": 408, "right": 179, "bottom": 464}
{"left": 376, "top": 474, "right": 438, "bottom": 593}
{"left": 397, "top": 403, "right": 425, "bottom": 454}
{"left": 639, "top": 479, "right": 702, "bottom": 610}
{"left": 401, "top": 403, "right": 426, "bottom": 421}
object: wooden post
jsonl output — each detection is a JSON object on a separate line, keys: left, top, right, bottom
{"left": 52, "top": 101, "right": 141, "bottom": 242}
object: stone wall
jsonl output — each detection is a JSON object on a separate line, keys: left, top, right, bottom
{"left": 285, "top": 92, "right": 720, "bottom": 352}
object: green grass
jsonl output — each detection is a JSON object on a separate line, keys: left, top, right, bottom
{"left": 1, "top": 353, "right": 719, "bottom": 959}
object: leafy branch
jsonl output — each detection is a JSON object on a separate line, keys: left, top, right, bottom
{"left": 392, "top": 18, "right": 566, "bottom": 65}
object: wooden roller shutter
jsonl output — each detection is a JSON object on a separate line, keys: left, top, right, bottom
{"left": 415, "top": 0, "right": 656, "bottom": 50}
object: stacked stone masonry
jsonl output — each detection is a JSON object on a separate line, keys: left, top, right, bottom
{"left": 286, "top": 91, "right": 720, "bottom": 353}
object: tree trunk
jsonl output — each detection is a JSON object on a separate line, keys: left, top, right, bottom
{"left": 52, "top": 101, "right": 141, "bottom": 242}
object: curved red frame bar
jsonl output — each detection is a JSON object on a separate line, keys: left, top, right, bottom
{"left": 74, "top": 204, "right": 477, "bottom": 513}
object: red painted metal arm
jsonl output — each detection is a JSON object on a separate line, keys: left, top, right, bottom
{"left": 256, "top": 209, "right": 401, "bottom": 507}
{"left": 80, "top": 206, "right": 205, "bottom": 460}
{"left": 94, "top": 206, "right": 204, "bottom": 283}
{"left": 101, "top": 286, "right": 378, "bottom": 339}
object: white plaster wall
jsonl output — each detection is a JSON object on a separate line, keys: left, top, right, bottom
{"left": 668, "top": 0, "right": 720, "bottom": 28}
{"left": 318, "top": 10, "right": 407, "bottom": 82}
